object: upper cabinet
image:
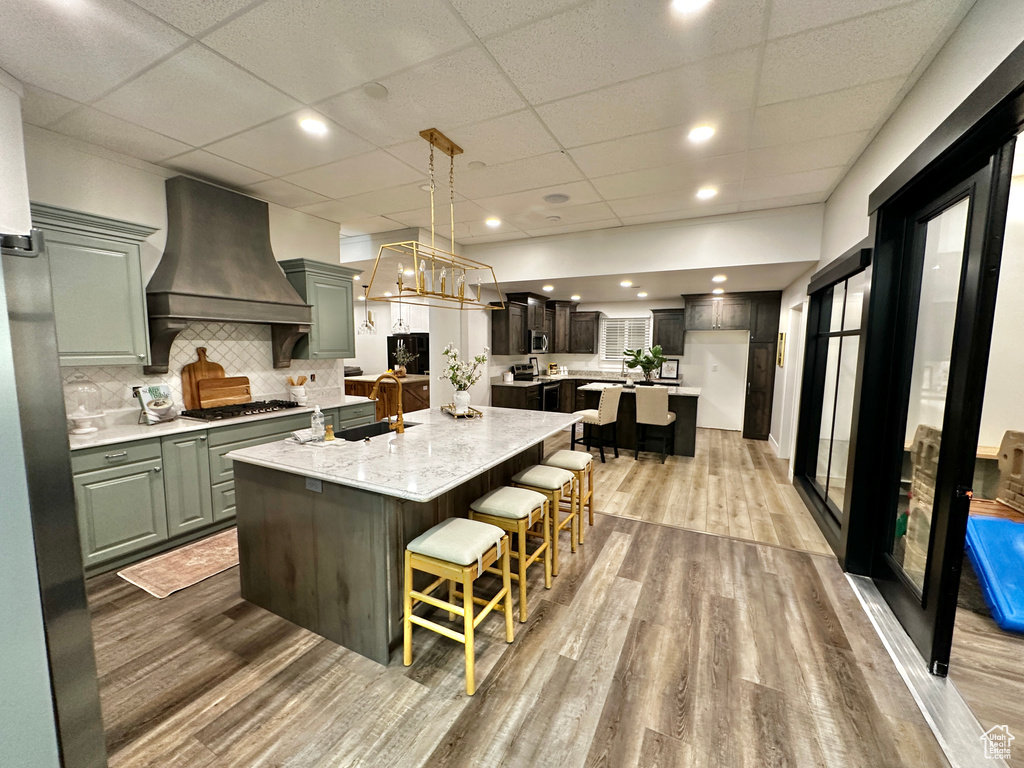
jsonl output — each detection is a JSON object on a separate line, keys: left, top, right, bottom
{"left": 569, "top": 311, "right": 600, "bottom": 354}
{"left": 490, "top": 301, "right": 528, "bottom": 356}
{"left": 279, "top": 259, "right": 359, "bottom": 360}
{"left": 506, "top": 292, "right": 547, "bottom": 332}
{"left": 652, "top": 309, "right": 686, "bottom": 355}
{"left": 684, "top": 296, "right": 750, "bottom": 331}
{"left": 552, "top": 301, "right": 573, "bottom": 354}
{"left": 33, "top": 204, "right": 156, "bottom": 367}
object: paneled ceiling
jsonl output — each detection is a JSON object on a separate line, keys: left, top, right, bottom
{"left": 4, "top": 0, "right": 975, "bottom": 244}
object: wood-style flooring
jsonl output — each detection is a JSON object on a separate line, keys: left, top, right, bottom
{"left": 89, "top": 514, "right": 947, "bottom": 767}
{"left": 547, "top": 427, "right": 833, "bottom": 555}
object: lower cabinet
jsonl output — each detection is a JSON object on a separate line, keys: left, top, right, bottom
{"left": 211, "top": 481, "right": 236, "bottom": 522}
{"left": 162, "top": 432, "right": 214, "bottom": 535}
{"left": 73, "top": 458, "right": 168, "bottom": 569}
{"left": 491, "top": 384, "right": 541, "bottom": 410}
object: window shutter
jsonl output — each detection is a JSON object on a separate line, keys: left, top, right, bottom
{"left": 600, "top": 317, "right": 652, "bottom": 361}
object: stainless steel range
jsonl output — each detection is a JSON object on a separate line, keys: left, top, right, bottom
{"left": 180, "top": 399, "right": 300, "bottom": 421}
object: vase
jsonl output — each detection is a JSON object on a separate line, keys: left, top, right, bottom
{"left": 393, "top": 364, "right": 407, "bottom": 378}
{"left": 453, "top": 390, "right": 471, "bottom": 414}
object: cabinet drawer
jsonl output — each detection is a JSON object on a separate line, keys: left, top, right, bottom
{"left": 337, "top": 402, "right": 376, "bottom": 427}
{"left": 207, "top": 413, "right": 311, "bottom": 447}
{"left": 212, "top": 481, "right": 235, "bottom": 521}
{"left": 71, "top": 439, "right": 162, "bottom": 475}
{"left": 210, "top": 433, "right": 290, "bottom": 482}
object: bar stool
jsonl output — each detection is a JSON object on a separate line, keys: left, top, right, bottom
{"left": 511, "top": 465, "right": 577, "bottom": 576}
{"left": 544, "top": 449, "right": 594, "bottom": 543}
{"left": 469, "top": 486, "right": 551, "bottom": 622}
{"left": 403, "top": 517, "right": 513, "bottom": 695}
{"left": 571, "top": 385, "right": 623, "bottom": 462}
{"left": 635, "top": 385, "right": 676, "bottom": 463}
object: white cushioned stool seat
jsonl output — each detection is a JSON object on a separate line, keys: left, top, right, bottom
{"left": 512, "top": 464, "right": 574, "bottom": 490}
{"left": 544, "top": 449, "right": 593, "bottom": 471}
{"left": 471, "top": 486, "right": 546, "bottom": 520}
{"left": 407, "top": 517, "right": 504, "bottom": 566}
{"left": 573, "top": 408, "right": 600, "bottom": 425}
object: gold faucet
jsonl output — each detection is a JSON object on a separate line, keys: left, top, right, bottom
{"left": 369, "top": 373, "right": 405, "bottom": 433}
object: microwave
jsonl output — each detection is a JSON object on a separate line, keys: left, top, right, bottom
{"left": 529, "top": 330, "right": 549, "bottom": 353}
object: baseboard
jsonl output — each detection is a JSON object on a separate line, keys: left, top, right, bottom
{"left": 768, "top": 434, "right": 781, "bottom": 456}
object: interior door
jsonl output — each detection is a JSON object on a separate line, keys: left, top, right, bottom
{"left": 871, "top": 150, "right": 1013, "bottom": 674}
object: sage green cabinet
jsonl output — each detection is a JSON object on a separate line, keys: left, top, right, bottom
{"left": 161, "top": 432, "right": 213, "bottom": 535}
{"left": 32, "top": 204, "right": 156, "bottom": 367}
{"left": 72, "top": 457, "right": 168, "bottom": 568}
{"left": 280, "top": 259, "right": 360, "bottom": 360}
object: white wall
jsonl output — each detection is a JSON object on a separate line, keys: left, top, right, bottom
{"left": 769, "top": 267, "right": 813, "bottom": 461}
{"left": 0, "top": 70, "right": 62, "bottom": 768}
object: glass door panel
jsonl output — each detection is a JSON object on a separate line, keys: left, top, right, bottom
{"left": 814, "top": 336, "right": 841, "bottom": 490}
{"left": 889, "top": 197, "right": 970, "bottom": 593}
{"left": 827, "top": 334, "right": 860, "bottom": 513}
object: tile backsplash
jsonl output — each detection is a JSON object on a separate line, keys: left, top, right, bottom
{"left": 61, "top": 321, "right": 343, "bottom": 412}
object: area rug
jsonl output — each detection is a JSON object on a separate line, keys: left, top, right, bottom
{"left": 117, "top": 529, "right": 238, "bottom": 599}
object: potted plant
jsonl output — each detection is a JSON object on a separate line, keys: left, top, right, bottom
{"left": 393, "top": 342, "right": 415, "bottom": 378}
{"left": 623, "top": 344, "right": 667, "bottom": 384}
{"left": 439, "top": 343, "right": 489, "bottom": 413}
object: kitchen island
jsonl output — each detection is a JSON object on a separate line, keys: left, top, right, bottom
{"left": 577, "top": 382, "right": 701, "bottom": 457}
{"left": 227, "top": 406, "right": 578, "bottom": 664}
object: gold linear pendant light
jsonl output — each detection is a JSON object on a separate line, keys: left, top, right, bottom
{"left": 366, "top": 128, "right": 504, "bottom": 311}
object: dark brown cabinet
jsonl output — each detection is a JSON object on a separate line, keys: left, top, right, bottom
{"left": 743, "top": 344, "right": 775, "bottom": 440}
{"left": 506, "top": 292, "right": 547, "bottom": 332}
{"left": 718, "top": 297, "right": 751, "bottom": 330}
{"left": 490, "top": 301, "right": 528, "bottom": 356}
{"left": 685, "top": 296, "right": 749, "bottom": 331}
{"left": 552, "top": 301, "right": 573, "bottom": 354}
{"left": 491, "top": 384, "right": 541, "bottom": 410}
{"left": 569, "top": 311, "right": 600, "bottom": 354}
{"left": 559, "top": 379, "right": 577, "bottom": 413}
{"left": 652, "top": 309, "right": 686, "bottom": 355}
{"left": 685, "top": 299, "right": 716, "bottom": 331}
{"left": 543, "top": 307, "right": 554, "bottom": 340}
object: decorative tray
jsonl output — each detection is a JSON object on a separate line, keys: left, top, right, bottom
{"left": 440, "top": 404, "right": 483, "bottom": 419}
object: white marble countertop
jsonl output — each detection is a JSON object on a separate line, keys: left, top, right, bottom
{"left": 68, "top": 392, "right": 373, "bottom": 451}
{"left": 346, "top": 373, "right": 431, "bottom": 383}
{"left": 577, "top": 382, "right": 701, "bottom": 397}
{"left": 227, "top": 406, "right": 580, "bottom": 503}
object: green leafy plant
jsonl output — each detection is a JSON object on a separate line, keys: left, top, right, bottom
{"left": 623, "top": 344, "right": 667, "bottom": 381}
{"left": 439, "top": 343, "right": 489, "bottom": 391}
{"left": 393, "top": 343, "right": 415, "bottom": 368}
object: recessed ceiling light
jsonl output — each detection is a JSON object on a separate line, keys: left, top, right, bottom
{"left": 299, "top": 117, "right": 328, "bottom": 136}
{"left": 620, "top": 280, "right": 633, "bottom": 287}
{"left": 404, "top": 269, "right": 415, "bottom": 276}
{"left": 671, "top": 0, "right": 712, "bottom": 12}
{"left": 571, "top": 294, "right": 581, "bottom": 301}
{"left": 546, "top": 215, "right": 562, "bottom": 223}
{"left": 696, "top": 186, "right": 718, "bottom": 200}
{"left": 542, "top": 285, "right": 554, "bottom": 292}
{"left": 383, "top": 291, "right": 393, "bottom": 297}
{"left": 711, "top": 274, "right": 727, "bottom": 283}
{"left": 468, "top": 160, "right": 486, "bottom": 170}
{"left": 485, "top": 217, "right": 501, "bottom": 228}
{"left": 712, "top": 288, "right": 725, "bottom": 295}
{"left": 687, "top": 125, "right": 715, "bottom": 143}
{"left": 637, "top": 292, "right": 648, "bottom": 298}
{"left": 363, "top": 82, "right": 389, "bottom": 99}
{"left": 543, "top": 193, "right": 570, "bottom": 204}
{"left": 357, "top": 295, "right": 366, "bottom": 301}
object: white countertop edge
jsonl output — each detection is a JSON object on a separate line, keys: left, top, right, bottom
{"left": 228, "top": 412, "right": 581, "bottom": 503}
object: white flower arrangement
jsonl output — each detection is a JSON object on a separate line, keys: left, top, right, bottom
{"left": 439, "top": 343, "right": 489, "bottom": 392}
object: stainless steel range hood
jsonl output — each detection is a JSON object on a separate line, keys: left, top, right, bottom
{"left": 145, "top": 176, "right": 312, "bottom": 373}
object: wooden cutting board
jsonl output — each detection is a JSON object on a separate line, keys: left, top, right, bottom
{"left": 181, "top": 347, "right": 225, "bottom": 410}
{"left": 197, "top": 377, "right": 252, "bottom": 409}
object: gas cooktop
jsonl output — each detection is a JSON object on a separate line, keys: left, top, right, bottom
{"left": 180, "top": 399, "right": 300, "bottom": 421}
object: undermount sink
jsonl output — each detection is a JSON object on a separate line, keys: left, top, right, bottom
{"left": 338, "top": 420, "right": 419, "bottom": 441}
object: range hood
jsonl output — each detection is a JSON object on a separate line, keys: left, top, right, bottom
{"left": 144, "top": 176, "right": 312, "bottom": 374}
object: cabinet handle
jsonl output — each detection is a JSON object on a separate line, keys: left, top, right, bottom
{"left": 312, "top": 352, "right": 318, "bottom": 356}
{"left": 199, "top": 435, "right": 207, "bottom": 441}
{"left": 104, "top": 451, "right": 127, "bottom": 460}
{"left": 137, "top": 353, "right": 145, "bottom": 359}
{"left": 152, "top": 466, "right": 162, "bottom": 473}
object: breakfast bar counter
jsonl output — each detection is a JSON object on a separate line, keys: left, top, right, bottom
{"left": 227, "top": 406, "right": 578, "bottom": 664}
{"left": 577, "top": 382, "right": 701, "bottom": 457}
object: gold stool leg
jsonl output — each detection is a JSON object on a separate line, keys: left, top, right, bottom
{"left": 550, "top": 491, "right": 560, "bottom": 577}
{"left": 543, "top": 502, "right": 552, "bottom": 588}
{"left": 517, "top": 517, "right": 528, "bottom": 622}
{"left": 574, "top": 472, "right": 584, "bottom": 544}
{"left": 587, "top": 461, "right": 595, "bottom": 527}
{"left": 403, "top": 551, "right": 413, "bottom": 666}
{"left": 569, "top": 480, "right": 578, "bottom": 553}
{"left": 463, "top": 569, "right": 475, "bottom": 696}
{"left": 502, "top": 537, "right": 514, "bottom": 642}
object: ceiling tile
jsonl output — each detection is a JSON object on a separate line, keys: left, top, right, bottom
{"left": 607, "top": 183, "right": 743, "bottom": 218}
{"left": 94, "top": 45, "right": 301, "bottom": 146}
{"left": 0, "top": 0, "right": 187, "bottom": 102}
{"left": 750, "top": 77, "right": 904, "bottom": 148}
{"left": 768, "top": 0, "right": 911, "bottom": 39}
{"left": 282, "top": 150, "right": 423, "bottom": 199}
{"left": 567, "top": 115, "right": 753, "bottom": 178}
{"left": 758, "top": 1, "right": 966, "bottom": 105}
{"left": 296, "top": 198, "right": 378, "bottom": 224}
{"left": 448, "top": 0, "right": 582, "bottom": 38}
{"left": 458, "top": 230, "right": 526, "bottom": 245}
{"left": 521, "top": 218, "right": 622, "bottom": 237}
{"left": 202, "top": 0, "right": 470, "bottom": 103}
{"left": 242, "top": 179, "right": 329, "bottom": 208}
{"left": 130, "top": 0, "right": 256, "bottom": 36}
{"left": 50, "top": 107, "right": 192, "bottom": 162}
{"left": 474, "top": 181, "right": 602, "bottom": 218}
{"left": 744, "top": 131, "right": 868, "bottom": 179}
{"left": 387, "top": 198, "right": 490, "bottom": 228}
{"left": 453, "top": 219, "right": 525, "bottom": 239}
{"left": 338, "top": 216, "right": 410, "bottom": 237}
{"left": 740, "top": 167, "right": 843, "bottom": 201}
{"left": 454, "top": 152, "right": 584, "bottom": 199}
{"left": 535, "top": 47, "right": 759, "bottom": 147}
{"left": 485, "top": 0, "right": 767, "bottom": 103}
{"left": 591, "top": 154, "right": 747, "bottom": 201}
{"left": 509, "top": 201, "right": 620, "bottom": 231}
{"left": 332, "top": 183, "right": 441, "bottom": 218}
{"left": 162, "top": 149, "right": 270, "bottom": 187}
{"left": 19, "top": 85, "right": 82, "bottom": 127}
{"left": 315, "top": 47, "right": 525, "bottom": 148}
{"left": 205, "top": 110, "right": 373, "bottom": 177}
{"left": 386, "top": 110, "right": 560, "bottom": 172}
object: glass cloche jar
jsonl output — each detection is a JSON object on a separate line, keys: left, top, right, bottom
{"left": 63, "top": 373, "right": 104, "bottom": 434}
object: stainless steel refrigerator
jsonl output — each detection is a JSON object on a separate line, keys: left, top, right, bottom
{"left": 1, "top": 229, "right": 107, "bottom": 768}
